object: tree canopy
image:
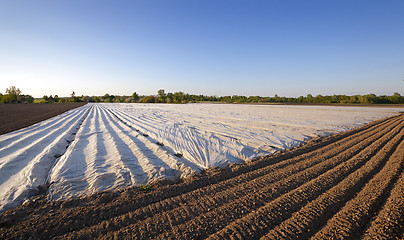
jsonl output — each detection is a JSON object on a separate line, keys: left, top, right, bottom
{"left": 1, "top": 86, "right": 33, "bottom": 103}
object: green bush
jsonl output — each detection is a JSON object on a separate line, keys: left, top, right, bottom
{"left": 140, "top": 95, "right": 156, "bottom": 103}
{"left": 138, "top": 184, "right": 154, "bottom": 191}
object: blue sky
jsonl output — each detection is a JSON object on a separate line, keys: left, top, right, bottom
{"left": 1, "top": 0, "right": 403, "bottom": 98}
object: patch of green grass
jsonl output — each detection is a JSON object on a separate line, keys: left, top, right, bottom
{"left": 138, "top": 184, "right": 154, "bottom": 191}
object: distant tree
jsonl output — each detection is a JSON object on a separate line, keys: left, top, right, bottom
{"left": 157, "top": 89, "right": 166, "bottom": 103}
{"left": 248, "top": 96, "right": 260, "bottom": 103}
{"left": 221, "top": 96, "right": 232, "bottom": 103}
{"left": 4, "top": 86, "right": 21, "bottom": 103}
{"left": 330, "top": 94, "right": 338, "bottom": 103}
{"left": 68, "top": 91, "right": 80, "bottom": 102}
{"left": 81, "top": 95, "right": 91, "bottom": 102}
{"left": 259, "top": 97, "right": 270, "bottom": 102}
{"left": 232, "top": 95, "right": 247, "bottom": 103}
{"left": 88, "top": 96, "right": 96, "bottom": 102}
{"left": 166, "top": 92, "right": 173, "bottom": 102}
{"left": 124, "top": 97, "right": 135, "bottom": 103}
{"left": 16, "top": 94, "right": 33, "bottom": 103}
{"left": 48, "top": 95, "right": 55, "bottom": 103}
{"left": 93, "top": 96, "right": 101, "bottom": 102}
{"left": 2, "top": 94, "right": 12, "bottom": 103}
{"left": 388, "top": 92, "right": 403, "bottom": 104}
{"left": 358, "top": 94, "right": 377, "bottom": 104}
{"left": 132, "top": 92, "right": 139, "bottom": 100}
{"left": 5, "top": 86, "right": 21, "bottom": 96}
{"left": 306, "top": 94, "right": 313, "bottom": 103}
{"left": 314, "top": 95, "right": 324, "bottom": 103}
{"left": 25, "top": 95, "right": 34, "bottom": 103}
{"left": 102, "top": 93, "right": 114, "bottom": 102}
{"left": 113, "top": 96, "right": 124, "bottom": 103}
{"left": 140, "top": 95, "right": 156, "bottom": 103}
{"left": 173, "top": 91, "right": 185, "bottom": 103}
{"left": 350, "top": 95, "right": 359, "bottom": 103}
{"left": 43, "top": 95, "right": 49, "bottom": 103}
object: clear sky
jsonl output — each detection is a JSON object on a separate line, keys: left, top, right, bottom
{"left": 1, "top": 0, "right": 403, "bottom": 98}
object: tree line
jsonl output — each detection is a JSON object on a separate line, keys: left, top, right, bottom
{"left": 1, "top": 86, "right": 403, "bottom": 104}
{"left": 89, "top": 90, "right": 404, "bottom": 104}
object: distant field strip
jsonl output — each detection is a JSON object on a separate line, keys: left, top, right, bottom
{"left": 1, "top": 112, "right": 402, "bottom": 239}
{"left": 0, "top": 103, "right": 86, "bottom": 135}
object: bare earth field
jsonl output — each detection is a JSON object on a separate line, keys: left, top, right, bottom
{"left": 0, "top": 113, "right": 403, "bottom": 239}
{"left": 0, "top": 103, "right": 87, "bottom": 135}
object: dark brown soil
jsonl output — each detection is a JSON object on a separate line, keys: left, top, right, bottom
{"left": 0, "top": 103, "right": 87, "bottom": 135}
{"left": 0, "top": 113, "right": 403, "bottom": 240}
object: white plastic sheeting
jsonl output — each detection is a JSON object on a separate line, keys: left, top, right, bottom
{"left": 0, "top": 103, "right": 401, "bottom": 212}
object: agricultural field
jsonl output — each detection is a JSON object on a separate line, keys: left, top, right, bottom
{"left": 0, "top": 109, "right": 402, "bottom": 239}
{"left": 0, "top": 103, "right": 402, "bottom": 213}
{"left": 0, "top": 103, "right": 87, "bottom": 135}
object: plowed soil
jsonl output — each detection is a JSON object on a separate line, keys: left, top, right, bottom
{"left": 0, "top": 103, "right": 87, "bottom": 135}
{"left": 0, "top": 113, "right": 403, "bottom": 239}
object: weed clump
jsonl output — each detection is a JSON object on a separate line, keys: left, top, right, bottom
{"left": 138, "top": 184, "right": 154, "bottom": 191}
